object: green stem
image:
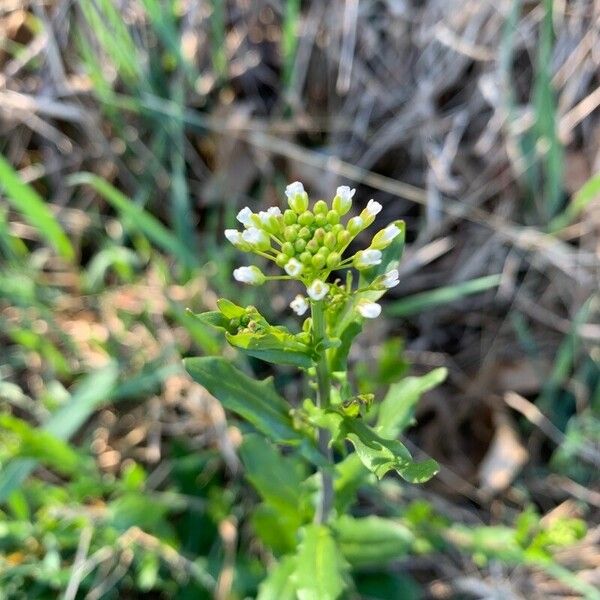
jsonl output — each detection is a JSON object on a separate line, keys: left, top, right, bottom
{"left": 311, "top": 299, "right": 334, "bottom": 523}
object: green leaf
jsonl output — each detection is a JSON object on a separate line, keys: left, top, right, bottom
{"left": 332, "top": 515, "right": 414, "bottom": 567}
{"left": 257, "top": 555, "right": 298, "bottom": 600}
{"left": 239, "top": 434, "right": 308, "bottom": 517}
{"left": 550, "top": 171, "right": 600, "bottom": 231}
{"left": 342, "top": 419, "right": 439, "bottom": 483}
{"left": 252, "top": 505, "right": 300, "bottom": 555}
{"left": 0, "top": 414, "right": 84, "bottom": 476}
{"left": 225, "top": 330, "right": 312, "bottom": 368}
{"left": 293, "top": 524, "right": 349, "bottom": 600}
{"left": 330, "top": 320, "right": 362, "bottom": 372}
{"left": 376, "top": 368, "right": 447, "bottom": 438}
{"left": 0, "top": 154, "right": 74, "bottom": 260}
{"left": 67, "top": 172, "right": 196, "bottom": 269}
{"left": 183, "top": 357, "right": 301, "bottom": 443}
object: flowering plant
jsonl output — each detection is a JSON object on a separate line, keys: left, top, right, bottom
{"left": 185, "top": 183, "right": 446, "bottom": 599}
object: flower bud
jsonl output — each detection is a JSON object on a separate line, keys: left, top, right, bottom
{"left": 233, "top": 265, "right": 265, "bottom": 285}
{"left": 285, "top": 181, "right": 309, "bottom": 213}
{"left": 332, "top": 186, "right": 355, "bottom": 216}
{"left": 236, "top": 206, "right": 254, "bottom": 227}
{"left": 327, "top": 210, "right": 340, "bottom": 225}
{"left": 324, "top": 231, "right": 337, "bottom": 249}
{"left": 354, "top": 249, "right": 382, "bottom": 269}
{"left": 337, "top": 230, "right": 351, "bottom": 246}
{"left": 326, "top": 252, "right": 341, "bottom": 269}
{"left": 359, "top": 199, "right": 382, "bottom": 226}
{"left": 347, "top": 216, "right": 364, "bottom": 236}
{"left": 311, "top": 253, "right": 326, "bottom": 269}
{"left": 283, "top": 209, "right": 297, "bottom": 225}
{"left": 298, "top": 211, "right": 314, "bottom": 226}
{"left": 300, "top": 251, "right": 312, "bottom": 264}
{"left": 306, "top": 239, "right": 319, "bottom": 254}
{"left": 241, "top": 227, "right": 270, "bottom": 251}
{"left": 276, "top": 253, "right": 288, "bottom": 267}
{"left": 315, "top": 213, "right": 327, "bottom": 227}
{"left": 357, "top": 299, "right": 382, "bottom": 319}
{"left": 225, "top": 229, "right": 243, "bottom": 247}
{"left": 294, "top": 239, "right": 307, "bottom": 253}
{"left": 314, "top": 200, "right": 328, "bottom": 214}
{"left": 284, "top": 226, "right": 298, "bottom": 242}
{"left": 370, "top": 222, "right": 402, "bottom": 250}
{"left": 282, "top": 242, "right": 295, "bottom": 256}
{"left": 299, "top": 227, "right": 311, "bottom": 240}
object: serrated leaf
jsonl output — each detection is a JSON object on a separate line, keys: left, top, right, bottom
{"left": 184, "top": 357, "right": 300, "bottom": 443}
{"left": 257, "top": 555, "right": 298, "bottom": 600}
{"left": 332, "top": 515, "right": 414, "bottom": 566}
{"left": 376, "top": 368, "right": 447, "bottom": 438}
{"left": 293, "top": 524, "right": 349, "bottom": 600}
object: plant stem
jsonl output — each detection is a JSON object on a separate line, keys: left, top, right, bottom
{"left": 311, "top": 299, "right": 334, "bottom": 523}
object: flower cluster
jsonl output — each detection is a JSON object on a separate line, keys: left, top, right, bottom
{"left": 226, "top": 182, "right": 402, "bottom": 318}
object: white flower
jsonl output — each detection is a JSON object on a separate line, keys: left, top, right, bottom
{"left": 285, "top": 181, "right": 305, "bottom": 199}
{"left": 307, "top": 279, "right": 330, "bottom": 301}
{"left": 284, "top": 258, "right": 303, "bottom": 277}
{"left": 267, "top": 206, "right": 282, "bottom": 218}
{"left": 242, "top": 227, "right": 268, "bottom": 247}
{"left": 354, "top": 249, "right": 382, "bottom": 269}
{"left": 365, "top": 199, "right": 382, "bottom": 217}
{"left": 258, "top": 206, "right": 282, "bottom": 224}
{"left": 224, "top": 229, "right": 242, "bottom": 246}
{"left": 236, "top": 207, "right": 253, "bottom": 227}
{"left": 357, "top": 300, "right": 382, "bottom": 319}
{"left": 233, "top": 265, "right": 265, "bottom": 285}
{"left": 382, "top": 269, "right": 400, "bottom": 288}
{"left": 290, "top": 295, "right": 309, "bottom": 316}
{"left": 336, "top": 186, "right": 355, "bottom": 201}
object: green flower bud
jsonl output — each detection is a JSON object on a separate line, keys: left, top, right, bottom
{"left": 299, "top": 226, "right": 311, "bottom": 240}
{"left": 298, "top": 211, "right": 314, "bottom": 226}
{"left": 300, "top": 251, "right": 312, "bottom": 264}
{"left": 286, "top": 182, "right": 309, "bottom": 213}
{"left": 347, "top": 216, "right": 365, "bottom": 236}
{"left": 294, "top": 239, "right": 307, "bottom": 253}
{"left": 326, "top": 252, "right": 341, "bottom": 269}
{"left": 337, "top": 230, "right": 352, "bottom": 246}
{"left": 282, "top": 242, "right": 295, "bottom": 256}
{"left": 276, "top": 253, "right": 288, "bottom": 267}
{"left": 332, "top": 223, "right": 344, "bottom": 235}
{"left": 284, "top": 225, "right": 298, "bottom": 242}
{"left": 306, "top": 239, "right": 319, "bottom": 254}
{"left": 317, "top": 246, "right": 330, "bottom": 258}
{"left": 313, "top": 228, "right": 326, "bottom": 243}
{"left": 311, "top": 253, "right": 326, "bottom": 269}
{"left": 315, "top": 213, "right": 327, "bottom": 227}
{"left": 283, "top": 209, "right": 297, "bottom": 225}
{"left": 326, "top": 210, "right": 340, "bottom": 225}
{"left": 332, "top": 186, "right": 355, "bottom": 216}
{"left": 324, "top": 231, "right": 337, "bottom": 249}
{"left": 314, "top": 200, "right": 328, "bottom": 214}
{"left": 370, "top": 222, "right": 403, "bottom": 250}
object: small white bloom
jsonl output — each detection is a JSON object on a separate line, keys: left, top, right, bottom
{"left": 236, "top": 207, "right": 253, "bottom": 227}
{"left": 224, "top": 229, "right": 243, "bottom": 246}
{"left": 357, "top": 300, "right": 382, "bottom": 319}
{"left": 355, "top": 249, "right": 382, "bottom": 269}
{"left": 242, "top": 227, "right": 268, "bottom": 247}
{"left": 284, "top": 258, "right": 304, "bottom": 277}
{"left": 382, "top": 268, "right": 400, "bottom": 288}
{"left": 285, "top": 181, "right": 305, "bottom": 199}
{"left": 233, "top": 265, "right": 265, "bottom": 285}
{"left": 336, "top": 186, "right": 355, "bottom": 201}
{"left": 267, "top": 206, "right": 282, "bottom": 218}
{"left": 307, "top": 279, "right": 330, "bottom": 301}
{"left": 365, "top": 199, "right": 382, "bottom": 217}
{"left": 290, "top": 295, "right": 309, "bottom": 316}
{"left": 381, "top": 224, "right": 400, "bottom": 243}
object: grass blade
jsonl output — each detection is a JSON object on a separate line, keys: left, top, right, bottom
{"left": 387, "top": 274, "right": 501, "bottom": 317}
{"left": 0, "top": 154, "right": 74, "bottom": 260}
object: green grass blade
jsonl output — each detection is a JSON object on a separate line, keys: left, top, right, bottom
{"left": 0, "top": 154, "right": 74, "bottom": 260}
{"left": 67, "top": 172, "right": 196, "bottom": 269}
{"left": 387, "top": 274, "right": 501, "bottom": 317}
{"left": 550, "top": 171, "right": 600, "bottom": 231}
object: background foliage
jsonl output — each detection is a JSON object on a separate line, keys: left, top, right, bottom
{"left": 0, "top": 0, "right": 599, "bottom": 598}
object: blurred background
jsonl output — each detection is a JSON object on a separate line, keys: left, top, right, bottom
{"left": 1, "top": 0, "right": 599, "bottom": 598}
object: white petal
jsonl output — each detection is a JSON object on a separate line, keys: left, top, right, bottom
{"left": 357, "top": 301, "right": 381, "bottom": 319}
{"left": 267, "top": 206, "right": 282, "bottom": 218}
{"left": 336, "top": 186, "right": 355, "bottom": 201}
{"left": 224, "top": 229, "right": 242, "bottom": 245}
{"left": 285, "top": 181, "right": 305, "bottom": 198}
{"left": 236, "top": 207, "right": 253, "bottom": 227}
{"left": 307, "top": 279, "right": 329, "bottom": 301}
{"left": 284, "top": 258, "right": 303, "bottom": 276}
{"left": 366, "top": 199, "right": 382, "bottom": 217}
{"left": 290, "top": 295, "right": 309, "bottom": 316}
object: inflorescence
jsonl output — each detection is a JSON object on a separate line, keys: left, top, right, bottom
{"left": 226, "top": 182, "right": 402, "bottom": 318}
